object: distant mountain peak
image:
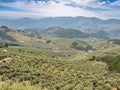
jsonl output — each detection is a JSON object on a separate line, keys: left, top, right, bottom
{"left": 0, "top": 16, "right": 120, "bottom": 38}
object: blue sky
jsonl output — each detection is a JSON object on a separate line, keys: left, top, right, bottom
{"left": 0, "top": 0, "right": 120, "bottom": 19}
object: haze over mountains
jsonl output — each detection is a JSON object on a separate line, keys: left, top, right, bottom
{"left": 0, "top": 16, "right": 120, "bottom": 30}
{"left": 0, "top": 16, "right": 120, "bottom": 38}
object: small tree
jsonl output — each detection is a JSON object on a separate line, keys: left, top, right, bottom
{"left": 46, "top": 40, "right": 51, "bottom": 44}
{"left": 89, "top": 56, "right": 96, "bottom": 61}
{"left": 71, "top": 42, "right": 78, "bottom": 48}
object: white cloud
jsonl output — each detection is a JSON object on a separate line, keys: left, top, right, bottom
{"left": 110, "top": 0, "right": 120, "bottom": 6}
{"left": 59, "top": 0, "right": 108, "bottom": 9}
{"left": 0, "top": 11, "right": 45, "bottom": 18}
{"left": 0, "top": 0, "right": 120, "bottom": 19}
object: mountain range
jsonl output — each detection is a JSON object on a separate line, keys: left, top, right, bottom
{"left": 0, "top": 16, "right": 120, "bottom": 38}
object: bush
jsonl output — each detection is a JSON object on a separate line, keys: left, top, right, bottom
{"left": 71, "top": 41, "right": 93, "bottom": 51}
{"left": 97, "top": 55, "right": 120, "bottom": 72}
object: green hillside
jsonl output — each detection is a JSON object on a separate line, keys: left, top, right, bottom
{"left": 0, "top": 46, "right": 120, "bottom": 90}
{"left": 0, "top": 26, "right": 16, "bottom": 42}
{"left": 0, "top": 26, "right": 50, "bottom": 48}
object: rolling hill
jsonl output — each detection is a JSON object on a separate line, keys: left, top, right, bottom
{"left": 0, "top": 26, "right": 16, "bottom": 42}
{"left": 40, "top": 27, "right": 88, "bottom": 38}
{"left": 0, "top": 26, "right": 47, "bottom": 47}
{"left": 40, "top": 27, "right": 109, "bottom": 39}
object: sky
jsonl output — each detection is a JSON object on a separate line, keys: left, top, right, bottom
{"left": 0, "top": 0, "right": 120, "bottom": 19}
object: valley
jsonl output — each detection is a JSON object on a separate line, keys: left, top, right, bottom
{"left": 0, "top": 25, "right": 120, "bottom": 90}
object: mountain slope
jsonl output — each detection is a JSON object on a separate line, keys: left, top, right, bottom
{"left": 40, "top": 27, "right": 109, "bottom": 39}
{"left": 41, "top": 27, "right": 88, "bottom": 38}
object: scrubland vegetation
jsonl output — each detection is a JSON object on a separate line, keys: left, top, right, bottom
{"left": 0, "top": 44, "right": 120, "bottom": 90}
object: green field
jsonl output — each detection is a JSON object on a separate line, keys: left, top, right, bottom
{"left": 0, "top": 43, "right": 120, "bottom": 90}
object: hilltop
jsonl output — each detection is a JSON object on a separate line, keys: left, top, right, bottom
{"left": 0, "top": 26, "right": 47, "bottom": 47}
